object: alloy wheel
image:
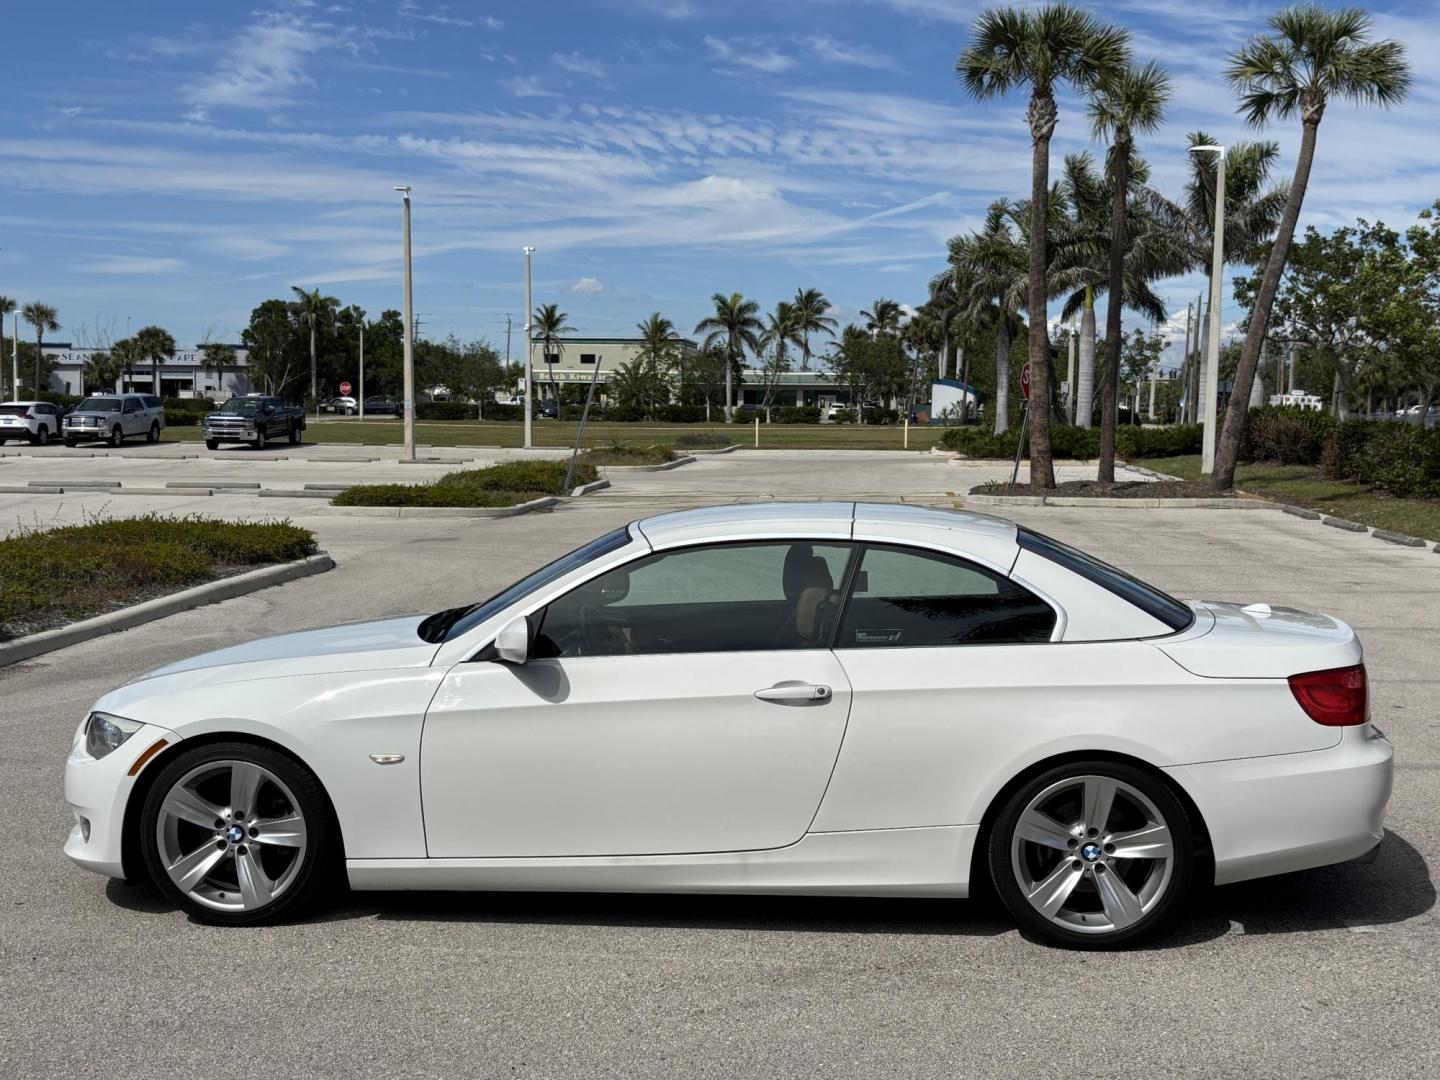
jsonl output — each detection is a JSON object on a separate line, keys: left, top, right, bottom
{"left": 1009, "top": 774, "right": 1176, "bottom": 936}
{"left": 154, "top": 759, "right": 308, "bottom": 913}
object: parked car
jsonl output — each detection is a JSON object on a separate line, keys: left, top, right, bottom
{"left": 538, "top": 399, "right": 559, "bottom": 419}
{"left": 61, "top": 394, "right": 165, "bottom": 447}
{"left": 0, "top": 400, "right": 66, "bottom": 445}
{"left": 319, "top": 396, "right": 358, "bottom": 415}
{"left": 362, "top": 397, "right": 401, "bottom": 416}
{"left": 63, "top": 502, "right": 1390, "bottom": 945}
{"left": 202, "top": 394, "right": 306, "bottom": 449}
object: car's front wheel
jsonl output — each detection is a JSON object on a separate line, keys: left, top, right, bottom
{"left": 140, "top": 742, "right": 336, "bottom": 925}
{"left": 109, "top": 426, "right": 124, "bottom": 448}
{"left": 989, "top": 761, "right": 1193, "bottom": 949}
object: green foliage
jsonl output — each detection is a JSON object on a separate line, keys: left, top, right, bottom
{"left": 775, "top": 406, "right": 822, "bottom": 424}
{"left": 416, "top": 401, "right": 476, "bottom": 421}
{"left": 1325, "top": 421, "right": 1440, "bottom": 499}
{"left": 1240, "top": 406, "right": 1336, "bottom": 464}
{"left": 673, "top": 432, "right": 732, "bottom": 449}
{"left": 333, "top": 458, "right": 598, "bottom": 507}
{"left": 579, "top": 444, "right": 676, "bottom": 466}
{"left": 1114, "top": 423, "right": 1203, "bottom": 459}
{"left": 0, "top": 515, "right": 317, "bottom": 639}
{"left": 654, "top": 404, "right": 706, "bottom": 423}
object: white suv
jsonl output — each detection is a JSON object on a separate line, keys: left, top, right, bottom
{"left": 0, "top": 401, "right": 65, "bottom": 445}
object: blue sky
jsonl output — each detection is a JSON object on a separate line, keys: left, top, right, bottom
{"left": 2, "top": 0, "right": 1438, "bottom": 370}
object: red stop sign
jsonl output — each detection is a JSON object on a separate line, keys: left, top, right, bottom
{"left": 339, "top": 381, "right": 352, "bottom": 396}
{"left": 1019, "top": 363, "right": 1031, "bottom": 401}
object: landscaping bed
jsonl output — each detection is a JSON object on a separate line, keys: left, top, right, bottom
{"left": 673, "top": 433, "right": 733, "bottom": 450}
{"left": 579, "top": 444, "right": 676, "bottom": 466}
{"left": 332, "top": 459, "right": 598, "bottom": 508}
{"left": 971, "top": 478, "right": 1234, "bottom": 499}
{"left": 0, "top": 515, "right": 318, "bottom": 640}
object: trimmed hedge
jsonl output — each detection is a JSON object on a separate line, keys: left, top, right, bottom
{"left": 1240, "top": 407, "right": 1335, "bottom": 465}
{"left": 1115, "top": 424, "right": 1203, "bottom": 459}
{"left": 1325, "top": 421, "right": 1440, "bottom": 499}
{"left": 417, "top": 401, "right": 476, "bottom": 421}
{"left": 775, "top": 406, "right": 822, "bottom": 424}
{"left": 0, "top": 515, "right": 317, "bottom": 639}
{"left": 579, "top": 444, "right": 676, "bottom": 466}
{"left": 674, "top": 432, "right": 732, "bottom": 449}
{"left": 941, "top": 422, "right": 1203, "bottom": 462}
{"left": 333, "top": 459, "right": 599, "bottom": 507}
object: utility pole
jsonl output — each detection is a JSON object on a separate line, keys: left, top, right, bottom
{"left": 523, "top": 247, "right": 535, "bottom": 449}
{"left": 1190, "top": 143, "right": 1226, "bottom": 474}
{"left": 1065, "top": 321, "right": 1076, "bottom": 423}
{"left": 1180, "top": 303, "right": 1193, "bottom": 423}
{"left": 358, "top": 316, "right": 366, "bottom": 419}
{"left": 395, "top": 185, "right": 416, "bottom": 463}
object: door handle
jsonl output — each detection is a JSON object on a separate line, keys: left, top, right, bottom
{"left": 754, "top": 682, "right": 832, "bottom": 705}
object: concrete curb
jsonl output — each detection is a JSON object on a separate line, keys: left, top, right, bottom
{"left": 258, "top": 489, "right": 338, "bottom": 499}
{"left": 114, "top": 487, "right": 211, "bottom": 496}
{"left": 1282, "top": 505, "right": 1322, "bottom": 520}
{"left": 168, "top": 480, "right": 260, "bottom": 489}
{"left": 0, "top": 485, "right": 63, "bottom": 494}
{"left": 0, "top": 553, "right": 335, "bottom": 668}
{"left": 962, "top": 491, "right": 1278, "bottom": 509}
{"left": 685, "top": 444, "right": 739, "bottom": 455}
{"left": 322, "top": 495, "right": 560, "bottom": 519}
{"left": 570, "top": 479, "right": 612, "bottom": 497}
{"left": 1372, "top": 528, "right": 1426, "bottom": 547}
{"left": 598, "top": 455, "right": 696, "bottom": 474}
{"left": 1322, "top": 516, "right": 1369, "bottom": 533}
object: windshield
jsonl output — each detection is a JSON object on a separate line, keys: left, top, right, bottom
{"left": 417, "top": 526, "right": 634, "bottom": 643}
{"left": 217, "top": 398, "right": 264, "bottom": 412}
{"left": 77, "top": 398, "right": 123, "bottom": 412}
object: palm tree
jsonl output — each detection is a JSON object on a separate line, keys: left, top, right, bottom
{"left": 201, "top": 342, "right": 237, "bottom": 398}
{"left": 1213, "top": 4, "right": 1410, "bottom": 489}
{"left": 694, "top": 293, "right": 762, "bottom": 422}
{"left": 82, "top": 350, "right": 123, "bottom": 394}
{"left": 1089, "top": 60, "right": 1171, "bottom": 481}
{"left": 758, "top": 301, "right": 803, "bottom": 418}
{"left": 0, "top": 296, "right": 14, "bottom": 399}
{"left": 21, "top": 302, "right": 59, "bottom": 395}
{"left": 133, "top": 325, "right": 177, "bottom": 397}
{"left": 950, "top": 200, "right": 1030, "bottom": 433}
{"left": 792, "top": 288, "right": 837, "bottom": 371}
{"left": 958, "top": 2, "right": 1130, "bottom": 489}
{"left": 291, "top": 286, "right": 338, "bottom": 402}
{"left": 634, "top": 312, "right": 680, "bottom": 406}
{"left": 861, "top": 298, "right": 903, "bottom": 337}
{"left": 532, "top": 303, "right": 571, "bottom": 406}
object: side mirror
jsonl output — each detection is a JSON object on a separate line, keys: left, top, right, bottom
{"left": 493, "top": 615, "right": 530, "bottom": 664}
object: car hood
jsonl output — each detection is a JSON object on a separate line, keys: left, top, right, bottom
{"left": 125, "top": 615, "right": 440, "bottom": 689}
{"left": 64, "top": 410, "right": 119, "bottom": 419}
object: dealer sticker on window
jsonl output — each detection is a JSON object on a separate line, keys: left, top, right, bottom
{"left": 854, "top": 629, "right": 903, "bottom": 645}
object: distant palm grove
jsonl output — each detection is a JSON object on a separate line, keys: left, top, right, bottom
{"left": 1, "top": 6, "right": 1425, "bottom": 493}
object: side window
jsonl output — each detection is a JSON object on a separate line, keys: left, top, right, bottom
{"left": 535, "top": 541, "right": 855, "bottom": 658}
{"left": 144, "top": 395, "right": 161, "bottom": 409}
{"left": 836, "top": 544, "right": 1055, "bottom": 648}
{"left": 122, "top": 399, "right": 138, "bottom": 414}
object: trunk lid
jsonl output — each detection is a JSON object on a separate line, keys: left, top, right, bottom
{"left": 1154, "top": 600, "right": 1361, "bottom": 679}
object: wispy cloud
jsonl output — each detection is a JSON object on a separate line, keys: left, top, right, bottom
{"left": 567, "top": 276, "right": 606, "bottom": 295}
{"left": 184, "top": 12, "right": 326, "bottom": 113}
{"left": 552, "top": 51, "right": 608, "bottom": 79}
{"left": 499, "top": 76, "right": 560, "bottom": 99}
{"left": 81, "top": 255, "right": 186, "bottom": 275}
{"left": 704, "top": 35, "right": 796, "bottom": 75}
{"left": 803, "top": 35, "right": 898, "bottom": 71}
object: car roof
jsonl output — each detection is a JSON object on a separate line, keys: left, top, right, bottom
{"left": 634, "top": 501, "right": 1020, "bottom": 569}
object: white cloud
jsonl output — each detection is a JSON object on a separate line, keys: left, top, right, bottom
{"left": 81, "top": 255, "right": 186, "bottom": 275}
{"left": 803, "top": 35, "right": 898, "bottom": 71}
{"left": 185, "top": 13, "right": 325, "bottom": 111}
{"left": 704, "top": 35, "right": 796, "bottom": 75}
{"left": 552, "top": 52, "right": 607, "bottom": 79}
{"left": 567, "top": 276, "right": 606, "bottom": 295}
{"left": 499, "top": 76, "right": 560, "bottom": 99}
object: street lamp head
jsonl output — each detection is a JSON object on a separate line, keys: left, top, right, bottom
{"left": 522, "top": 245, "right": 535, "bottom": 255}
{"left": 394, "top": 185, "right": 411, "bottom": 198}
{"left": 1188, "top": 144, "right": 1224, "bottom": 155}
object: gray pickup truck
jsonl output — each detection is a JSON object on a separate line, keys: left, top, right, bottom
{"left": 203, "top": 394, "right": 306, "bottom": 450}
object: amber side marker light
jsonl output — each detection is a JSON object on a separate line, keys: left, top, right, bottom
{"left": 127, "top": 739, "right": 169, "bottom": 776}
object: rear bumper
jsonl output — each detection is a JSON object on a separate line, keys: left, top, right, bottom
{"left": 1165, "top": 725, "right": 1393, "bottom": 886}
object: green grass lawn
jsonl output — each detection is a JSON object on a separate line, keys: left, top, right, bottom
{"left": 166, "top": 419, "right": 944, "bottom": 451}
{"left": 1138, "top": 454, "right": 1440, "bottom": 540}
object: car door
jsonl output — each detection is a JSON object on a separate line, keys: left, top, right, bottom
{"left": 119, "top": 397, "right": 140, "bottom": 434}
{"left": 420, "top": 540, "right": 857, "bottom": 858}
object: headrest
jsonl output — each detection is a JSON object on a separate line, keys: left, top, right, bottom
{"left": 783, "top": 545, "right": 832, "bottom": 598}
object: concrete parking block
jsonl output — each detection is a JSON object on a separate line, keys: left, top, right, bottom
{"left": 1323, "top": 516, "right": 1369, "bottom": 532}
{"left": 30, "top": 479, "right": 118, "bottom": 489}
{"left": 167, "top": 480, "right": 261, "bottom": 488}
{"left": 1372, "top": 528, "right": 1427, "bottom": 547}
{"left": 1282, "top": 505, "right": 1323, "bottom": 520}
{"left": 112, "top": 487, "right": 211, "bottom": 496}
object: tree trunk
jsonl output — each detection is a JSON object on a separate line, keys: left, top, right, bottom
{"left": 725, "top": 347, "right": 734, "bottom": 423}
{"left": 0, "top": 322, "right": 6, "bottom": 401}
{"left": 1076, "top": 289, "right": 1096, "bottom": 429}
{"left": 34, "top": 333, "right": 43, "bottom": 393}
{"left": 1098, "top": 141, "right": 1130, "bottom": 483}
{"left": 1249, "top": 338, "right": 1267, "bottom": 408}
{"left": 994, "top": 314, "right": 1010, "bottom": 434}
{"left": 310, "top": 323, "right": 317, "bottom": 401}
{"left": 1213, "top": 117, "right": 1321, "bottom": 489}
{"left": 1025, "top": 91, "right": 1058, "bottom": 490}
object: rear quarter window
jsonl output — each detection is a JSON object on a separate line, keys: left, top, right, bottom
{"left": 1017, "top": 529, "right": 1193, "bottom": 633}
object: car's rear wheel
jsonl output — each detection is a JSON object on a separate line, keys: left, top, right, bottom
{"left": 32, "top": 426, "right": 50, "bottom": 446}
{"left": 288, "top": 424, "right": 301, "bottom": 445}
{"left": 147, "top": 421, "right": 160, "bottom": 443}
{"left": 989, "top": 761, "right": 1192, "bottom": 949}
{"left": 140, "top": 742, "right": 335, "bottom": 925}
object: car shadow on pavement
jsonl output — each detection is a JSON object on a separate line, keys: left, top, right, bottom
{"left": 104, "top": 829, "right": 1432, "bottom": 944}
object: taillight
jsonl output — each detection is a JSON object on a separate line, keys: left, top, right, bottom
{"left": 24, "top": 408, "right": 35, "bottom": 419}
{"left": 1289, "top": 664, "right": 1368, "bottom": 726}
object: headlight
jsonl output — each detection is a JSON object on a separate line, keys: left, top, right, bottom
{"left": 85, "top": 712, "right": 144, "bottom": 760}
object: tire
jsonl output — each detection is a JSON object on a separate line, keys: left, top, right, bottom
{"left": 32, "top": 426, "right": 50, "bottom": 446}
{"left": 109, "top": 426, "right": 124, "bottom": 448}
{"left": 254, "top": 427, "right": 267, "bottom": 450}
{"left": 205, "top": 439, "right": 219, "bottom": 451}
{"left": 147, "top": 421, "right": 160, "bottom": 444}
{"left": 988, "top": 760, "right": 1193, "bottom": 949}
{"left": 288, "top": 423, "right": 301, "bottom": 445}
{"left": 139, "top": 741, "right": 337, "bottom": 925}
{"left": 64, "top": 439, "right": 78, "bottom": 448}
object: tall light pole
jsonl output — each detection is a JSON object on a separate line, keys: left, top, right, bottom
{"left": 1190, "top": 143, "right": 1225, "bottom": 474}
{"left": 395, "top": 186, "right": 416, "bottom": 462}
{"left": 522, "top": 246, "right": 535, "bottom": 449}
{"left": 358, "top": 310, "right": 366, "bottom": 420}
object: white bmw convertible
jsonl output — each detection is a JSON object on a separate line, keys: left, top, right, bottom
{"left": 64, "top": 502, "right": 1392, "bottom": 947}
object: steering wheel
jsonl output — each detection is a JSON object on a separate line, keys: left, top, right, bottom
{"left": 577, "top": 603, "right": 609, "bottom": 655}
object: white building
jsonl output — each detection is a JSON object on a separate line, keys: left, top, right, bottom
{"left": 37, "top": 343, "right": 251, "bottom": 399}
{"left": 1268, "top": 389, "right": 1323, "bottom": 411}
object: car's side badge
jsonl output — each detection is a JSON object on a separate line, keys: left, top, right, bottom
{"left": 369, "top": 753, "right": 406, "bottom": 765}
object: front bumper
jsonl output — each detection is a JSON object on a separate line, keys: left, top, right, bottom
{"left": 63, "top": 722, "right": 180, "bottom": 880}
{"left": 203, "top": 427, "right": 258, "bottom": 442}
{"left": 1165, "top": 725, "right": 1393, "bottom": 886}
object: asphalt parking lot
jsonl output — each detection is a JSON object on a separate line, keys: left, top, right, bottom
{"left": 0, "top": 449, "right": 1436, "bottom": 1079}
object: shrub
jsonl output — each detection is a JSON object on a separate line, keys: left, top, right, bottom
{"left": 862, "top": 407, "right": 900, "bottom": 425}
{"left": 416, "top": 401, "right": 475, "bottom": 421}
{"left": 331, "top": 483, "right": 543, "bottom": 508}
{"left": 940, "top": 424, "right": 1099, "bottom": 459}
{"left": 1115, "top": 424, "right": 1203, "bottom": 460}
{"left": 453, "top": 459, "right": 597, "bottom": 493}
{"left": 1240, "top": 407, "right": 1335, "bottom": 465}
{"left": 832, "top": 408, "right": 858, "bottom": 424}
{"left": 0, "top": 515, "right": 317, "bottom": 639}
{"left": 775, "top": 406, "right": 822, "bottom": 424}
{"left": 673, "top": 432, "right": 731, "bottom": 449}
{"left": 1324, "top": 420, "right": 1440, "bottom": 499}
{"left": 654, "top": 404, "right": 706, "bottom": 423}
{"left": 484, "top": 403, "right": 523, "bottom": 421}
{"left": 579, "top": 444, "right": 675, "bottom": 466}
